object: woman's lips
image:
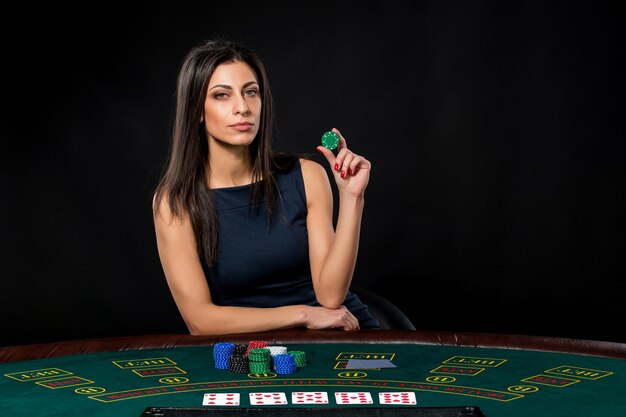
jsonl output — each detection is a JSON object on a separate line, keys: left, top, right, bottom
{"left": 230, "top": 123, "right": 253, "bottom": 131}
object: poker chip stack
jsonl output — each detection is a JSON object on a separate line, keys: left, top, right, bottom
{"left": 234, "top": 343, "right": 247, "bottom": 356}
{"left": 228, "top": 354, "right": 249, "bottom": 373}
{"left": 264, "top": 345, "right": 288, "bottom": 356}
{"left": 213, "top": 342, "right": 235, "bottom": 370}
{"left": 261, "top": 345, "right": 286, "bottom": 372}
{"left": 288, "top": 350, "right": 307, "bottom": 368}
{"left": 248, "top": 348, "right": 271, "bottom": 373}
{"left": 212, "top": 340, "right": 307, "bottom": 374}
{"left": 246, "top": 340, "right": 269, "bottom": 355}
{"left": 272, "top": 353, "right": 297, "bottom": 374}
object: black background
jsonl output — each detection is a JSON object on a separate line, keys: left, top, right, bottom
{"left": 2, "top": 1, "right": 624, "bottom": 346}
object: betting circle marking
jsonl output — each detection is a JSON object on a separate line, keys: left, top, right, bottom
{"left": 75, "top": 386, "right": 106, "bottom": 394}
{"left": 248, "top": 372, "right": 277, "bottom": 379}
{"left": 508, "top": 385, "right": 539, "bottom": 393}
{"left": 338, "top": 371, "right": 367, "bottom": 379}
{"left": 426, "top": 376, "right": 456, "bottom": 383}
{"left": 159, "top": 377, "right": 189, "bottom": 384}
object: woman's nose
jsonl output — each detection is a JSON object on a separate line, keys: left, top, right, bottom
{"left": 233, "top": 94, "right": 250, "bottom": 115}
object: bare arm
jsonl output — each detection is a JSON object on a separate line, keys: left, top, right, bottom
{"left": 152, "top": 195, "right": 359, "bottom": 335}
{"left": 304, "top": 128, "right": 370, "bottom": 309}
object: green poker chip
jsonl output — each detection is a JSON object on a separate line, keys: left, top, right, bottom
{"left": 321, "top": 131, "right": 340, "bottom": 150}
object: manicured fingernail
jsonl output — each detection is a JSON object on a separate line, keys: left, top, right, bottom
{"left": 334, "top": 163, "right": 339, "bottom": 171}
{"left": 341, "top": 171, "right": 346, "bottom": 178}
{"left": 349, "top": 168, "right": 354, "bottom": 175}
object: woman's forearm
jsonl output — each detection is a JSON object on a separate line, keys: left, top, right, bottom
{"left": 185, "top": 303, "right": 359, "bottom": 335}
{"left": 185, "top": 304, "right": 308, "bottom": 335}
{"left": 314, "top": 193, "right": 365, "bottom": 308}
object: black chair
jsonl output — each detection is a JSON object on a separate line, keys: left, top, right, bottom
{"left": 351, "top": 286, "right": 416, "bottom": 330}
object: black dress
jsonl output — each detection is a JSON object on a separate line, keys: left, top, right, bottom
{"left": 203, "top": 160, "right": 380, "bottom": 329}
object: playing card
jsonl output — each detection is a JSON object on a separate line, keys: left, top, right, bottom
{"left": 292, "top": 391, "right": 329, "bottom": 404}
{"left": 249, "top": 392, "right": 288, "bottom": 405}
{"left": 346, "top": 359, "right": 397, "bottom": 369}
{"left": 202, "top": 392, "right": 240, "bottom": 406}
{"left": 335, "top": 391, "right": 373, "bottom": 404}
{"left": 378, "top": 391, "right": 417, "bottom": 405}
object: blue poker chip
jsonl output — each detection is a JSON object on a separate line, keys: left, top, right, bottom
{"left": 273, "top": 353, "right": 297, "bottom": 374}
{"left": 213, "top": 342, "right": 235, "bottom": 370}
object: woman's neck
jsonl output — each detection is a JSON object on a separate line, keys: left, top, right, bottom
{"left": 207, "top": 143, "right": 254, "bottom": 189}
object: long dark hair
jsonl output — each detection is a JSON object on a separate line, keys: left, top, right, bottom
{"left": 153, "top": 39, "right": 297, "bottom": 267}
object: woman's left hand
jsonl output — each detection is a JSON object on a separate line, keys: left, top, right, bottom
{"left": 316, "top": 127, "right": 371, "bottom": 199}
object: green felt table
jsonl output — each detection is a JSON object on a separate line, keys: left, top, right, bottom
{"left": 1, "top": 330, "right": 625, "bottom": 417}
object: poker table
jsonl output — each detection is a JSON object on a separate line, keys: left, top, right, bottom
{"left": 1, "top": 329, "right": 625, "bottom": 417}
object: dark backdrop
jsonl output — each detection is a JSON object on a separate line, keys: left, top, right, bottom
{"left": 2, "top": 1, "right": 624, "bottom": 346}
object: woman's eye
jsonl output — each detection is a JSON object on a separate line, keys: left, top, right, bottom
{"left": 214, "top": 93, "right": 228, "bottom": 99}
{"left": 245, "top": 89, "right": 258, "bottom": 97}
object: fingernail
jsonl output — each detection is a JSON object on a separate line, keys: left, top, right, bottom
{"left": 341, "top": 171, "right": 346, "bottom": 178}
{"left": 334, "top": 163, "right": 339, "bottom": 171}
{"left": 349, "top": 168, "right": 354, "bottom": 175}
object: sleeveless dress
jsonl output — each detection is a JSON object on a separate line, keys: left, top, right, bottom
{"left": 203, "top": 160, "right": 381, "bottom": 329}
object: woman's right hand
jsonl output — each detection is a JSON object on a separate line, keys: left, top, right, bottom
{"left": 316, "top": 127, "right": 371, "bottom": 199}
{"left": 303, "top": 305, "right": 360, "bottom": 331}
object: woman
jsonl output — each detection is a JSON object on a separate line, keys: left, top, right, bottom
{"left": 152, "top": 39, "right": 380, "bottom": 335}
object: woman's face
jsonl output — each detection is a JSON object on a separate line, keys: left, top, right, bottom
{"left": 203, "top": 60, "right": 261, "bottom": 147}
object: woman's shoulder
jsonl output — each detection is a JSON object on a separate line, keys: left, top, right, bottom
{"left": 152, "top": 190, "right": 173, "bottom": 221}
{"left": 299, "top": 157, "right": 332, "bottom": 206}
{"left": 271, "top": 152, "right": 329, "bottom": 191}
{"left": 152, "top": 188, "right": 189, "bottom": 224}
{"left": 299, "top": 157, "right": 327, "bottom": 181}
